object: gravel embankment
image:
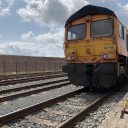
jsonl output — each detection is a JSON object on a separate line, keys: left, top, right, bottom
{"left": 0, "top": 76, "right": 67, "bottom": 91}
{"left": 7, "top": 118, "right": 52, "bottom": 128}
{"left": 0, "top": 84, "right": 82, "bottom": 116}
{"left": 75, "top": 87, "right": 128, "bottom": 128}
{"left": 36, "top": 110, "right": 70, "bottom": 123}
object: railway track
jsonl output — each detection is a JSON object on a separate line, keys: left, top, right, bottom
{"left": 0, "top": 87, "right": 114, "bottom": 128}
{"left": 0, "top": 71, "right": 62, "bottom": 81}
{"left": 57, "top": 91, "right": 112, "bottom": 128}
{"left": 0, "top": 87, "right": 85, "bottom": 125}
{"left": 0, "top": 71, "right": 65, "bottom": 86}
{"left": 0, "top": 76, "right": 69, "bottom": 102}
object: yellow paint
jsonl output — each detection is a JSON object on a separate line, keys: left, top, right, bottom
{"left": 65, "top": 38, "right": 117, "bottom": 63}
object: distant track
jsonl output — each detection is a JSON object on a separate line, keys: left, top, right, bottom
{"left": 0, "top": 71, "right": 62, "bottom": 81}
{"left": 0, "top": 77, "right": 69, "bottom": 102}
{"left": 0, "top": 71, "right": 66, "bottom": 86}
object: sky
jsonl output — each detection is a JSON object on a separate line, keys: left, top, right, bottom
{"left": 0, "top": 0, "right": 128, "bottom": 57}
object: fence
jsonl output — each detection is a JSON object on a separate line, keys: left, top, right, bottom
{"left": 0, "top": 55, "right": 65, "bottom": 75}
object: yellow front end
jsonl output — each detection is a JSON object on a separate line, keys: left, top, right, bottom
{"left": 65, "top": 38, "right": 117, "bottom": 63}
{"left": 64, "top": 15, "right": 118, "bottom": 64}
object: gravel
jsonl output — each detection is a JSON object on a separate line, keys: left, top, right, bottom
{"left": 48, "top": 92, "right": 103, "bottom": 115}
{"left": 7, "top": 118, "right": 53, "bottom": 128}
{"left": 35, "top": 110, "right": 70, "bottom": 123}
{"left": 0, "top": 84, "right": 82, "bottom": 116}
{"left": 75, "top": 87, "right": 128, "bottom": 128}
{"left": 50, "top": 104, "right": 81, "bottom": 114}
{"left": 0, "top": 76, "right": 68, "bottom": 91}
{"left": 63, "top": 92, "right": 103, "bottom": 106}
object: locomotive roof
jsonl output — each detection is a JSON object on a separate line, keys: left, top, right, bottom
{"left": 65, "top": 5, "right": 116, "bottom": 26}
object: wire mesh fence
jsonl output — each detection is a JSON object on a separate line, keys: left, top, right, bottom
{"left": 0, "top": 55, "right": 66, "bottom": 75}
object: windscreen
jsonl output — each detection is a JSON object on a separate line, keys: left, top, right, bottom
{"left": 91, "top": 19, "right": 113, "bottom": 37}
{"left": 67, "top": 24, "right": 86, "bottom": 41}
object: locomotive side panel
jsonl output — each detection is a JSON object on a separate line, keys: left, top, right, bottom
{"left": 117, "top": 22, "right": 128, "bottom": 58}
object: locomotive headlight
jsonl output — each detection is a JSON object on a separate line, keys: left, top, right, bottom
{"left": 85, "top": 15, "right": 91, "bottom": 21}
{"left": 103, "top": 54, "right": 112, "bottom": 59}
{"left": 107, "top": 54, "right": 112, "bottom": 58}
{"left": 67, "top": 56, "right": 71, "bottom": 60}
{"left": 67, "top": 56, "right": 74, "bottom": 61}
{"left": 103, "top": 54, "right": 107, "bottom": 59}
{"left": 66, "top": 54, "right": 77, "bottom": 61}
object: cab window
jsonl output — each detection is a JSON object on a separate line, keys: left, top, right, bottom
{"left": 91, "top": 19, "right": 114, "bottom": 37}
{"left": 67, "top": 24, "right": 86, "bottom": 41}
{"left": 126, "top": 34, "right": 128, "bottom": 51}
{"left": 119, "top": 23, "right": 124, "bottom": 40}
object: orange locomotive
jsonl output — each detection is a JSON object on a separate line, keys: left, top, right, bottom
{"left": 62, "top": 5, "right": 128, "bottom": 89}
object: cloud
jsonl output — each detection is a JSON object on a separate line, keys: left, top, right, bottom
{"left": 0, "top": 7, "right": 9, "bottom": 16}
{"left": 16, "top": 0, "right": 128, "bottom": 27}
{"left": 60, "top": 0, "right": 89, "bottom": 14}
{"left": 17, "top": 0, "right": 89, "bottom": 27}
{"left": 0, "top": 0, "right": 15, "bottom": 16}
{"left": 0, "top": 28, "right": 64, "bottom": 57}
{"left": 21, "top": 31, "right": 35, "bottom": 42}
{"left": 21, "top": 28, "right": 64, "bottom": 47}
{"left": 0, "top": 40, "right": 64, "bottom": 57}
{"left": 122, "top": 3, "right": 128, "bottom": 14}
{"left": 17, "top": 0, "right": 68, "bottom": 26}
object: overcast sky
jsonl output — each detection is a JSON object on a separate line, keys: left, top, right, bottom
{"left": 0, "top": 0, "right": 128, "bottom": 57}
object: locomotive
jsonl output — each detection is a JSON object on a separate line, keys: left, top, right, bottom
{"left": 62, "top": 5, "right": 128, "bottom": 89}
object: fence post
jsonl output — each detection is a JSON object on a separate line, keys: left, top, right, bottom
{"left": 3, "top": 55, "right": 5, "bottom": 75}
{"left": 43, "top": 57, "right": 44, "bottom": 72}
{"left": 26, "top": 57, "right": 27, "bottom": 73}
{"left": 59, "top": 62, "right": 61, "bottom": 70}
{"left": 55, "top": 61, "right": 56, "bottom": 71}
{"left": 35, "top": 59, "right": 36, "bottom": 72}
{"left": 49, "top": 61, "right": 50, "bottom": 71}
{"left": 60, "top": 62, "right": 61, "bottom": 70}
{"left": 16, "top": 59, "right": 17, "bottom": 74}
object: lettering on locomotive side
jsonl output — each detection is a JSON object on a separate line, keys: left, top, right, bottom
{"left": 103, "top": 45, "right": 115, "bottom": 51}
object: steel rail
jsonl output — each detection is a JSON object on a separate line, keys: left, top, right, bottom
{"left": 57, "top": 91, "right": 113, "bottom": 128}
{"left": 0, "top": 73, "right": 66, "bottom": 86}
{"left": 0, "top": 78, "right": 68, "bottom": 94}
{"left": 0, "top": 70, "right": 62, "bottom": 80}
{"left": 0, "top": 87, "right": 84, "bottom": 125}
{"left": 0, "top": 80, "right": 70, "bottom": 102}
{"left": 0, "top": 72, "right": 65, "bottom": 82}
{"left": 0, "top": 71, "right": 62, "bottom": 82}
